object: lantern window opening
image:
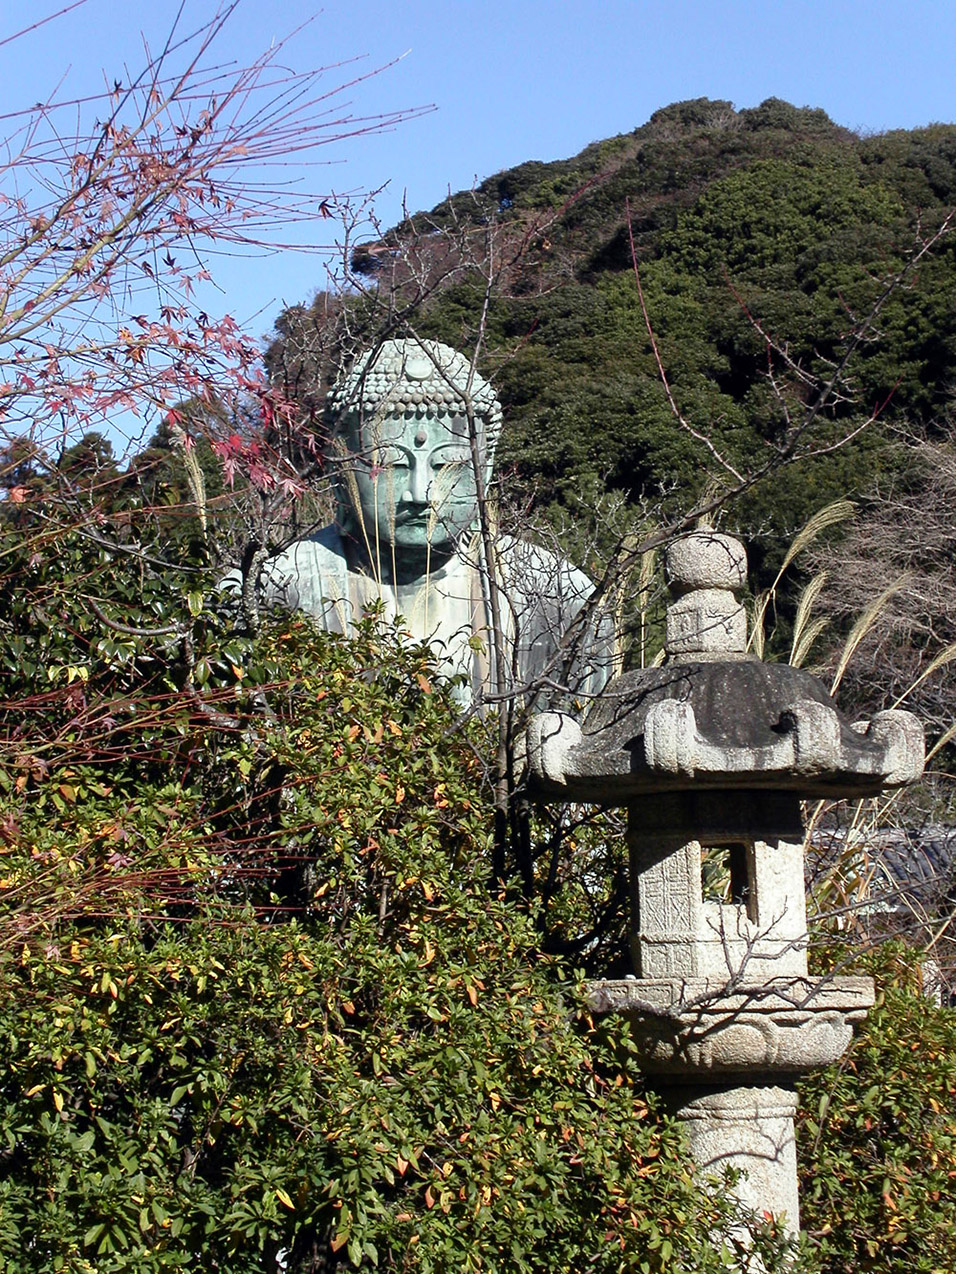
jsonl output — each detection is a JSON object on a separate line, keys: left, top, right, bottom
{"left": 700, "top": 840, "right": 756, "bottom": 921}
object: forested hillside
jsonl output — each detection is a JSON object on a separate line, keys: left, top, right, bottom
{"left": 267, "top": 97, "right": 956, "bottom": 736}
{"left": 270, "top": 96, "right": 956, "bottom": 577}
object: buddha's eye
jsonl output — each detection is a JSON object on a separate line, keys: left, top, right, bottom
{"left": 369, "top": 446, "right": 408, "bottom": 469}
{"left": 431, "top": 447, "right": 470, "bottom": 471}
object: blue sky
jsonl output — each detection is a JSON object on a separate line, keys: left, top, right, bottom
{"left": 4, "top": 0, "right": 955, "bottom": 347}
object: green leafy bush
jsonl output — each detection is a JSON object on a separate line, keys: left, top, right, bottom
{"left": 0, "top": 521, "right": 784, "bottom": 1271}
{"left": 798, "top": 944, "right": 956, "bottom": 1273}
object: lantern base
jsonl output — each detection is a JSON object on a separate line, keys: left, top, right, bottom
{"left": 587, "top": 975, "right": 873, "bottom": 1076}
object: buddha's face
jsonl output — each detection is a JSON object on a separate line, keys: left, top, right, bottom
{"left": 344, "top": 412, "right": 479, "bottom": 555}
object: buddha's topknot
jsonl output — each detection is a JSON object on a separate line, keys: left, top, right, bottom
{"left": 327, "top": 339, "right": 502, "bottom": 447}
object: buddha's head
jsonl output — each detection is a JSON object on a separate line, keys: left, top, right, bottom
{"left": 327, "top": 339, "right": 502, "bottom": 570}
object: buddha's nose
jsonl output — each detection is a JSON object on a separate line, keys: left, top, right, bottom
{"left": 401, "top": 458, "right": 430, "bottom": 505}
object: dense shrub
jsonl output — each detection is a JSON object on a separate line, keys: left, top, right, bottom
{"left": 0, "top": 520, "right": 787, "bottom": 1271}
{"left": 798, "top": 944, "right": 956, "bottom": 1273}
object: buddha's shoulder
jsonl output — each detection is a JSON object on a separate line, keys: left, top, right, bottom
{"left": 495, "top": 534, "right": 594, "bottom": 596}
{"left": 256, "top": 526, "right": 352, "bottom": 614}
{"left": 268, "top": 525, "right": 347, "bottom": 576}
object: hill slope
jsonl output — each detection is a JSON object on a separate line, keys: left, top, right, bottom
{"left": 270, "top": 97, "right": 956, "bottom": 582}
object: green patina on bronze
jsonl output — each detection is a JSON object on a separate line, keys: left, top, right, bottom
{"left": 258, "top": 337, "right": 613, "bottom": 702}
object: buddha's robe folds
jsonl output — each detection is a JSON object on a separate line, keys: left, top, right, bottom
{"left": 257, "top": 524, "right": 614, "bottom": 705}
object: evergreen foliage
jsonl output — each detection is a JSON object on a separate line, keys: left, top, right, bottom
{"left": 798, "top": 945, "right": 956, "bottom": 1272}
{"left": 0, "top": 515, "right": 788, "bottom": 1272}
{"left": 271, "top": 98, "right": 956, "bottom": 587}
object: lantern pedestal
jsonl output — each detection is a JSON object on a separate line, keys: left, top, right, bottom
{"left": 669, "top": 1084, "right": 801, "bottom": 1230}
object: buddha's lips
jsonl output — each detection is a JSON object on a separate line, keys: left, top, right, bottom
{"left": 391, "top": 505, "right": 468, "bottom": 533}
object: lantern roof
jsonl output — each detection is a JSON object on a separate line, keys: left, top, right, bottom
{"left": 528, "top": 532, "right": 924, "bottom": 802}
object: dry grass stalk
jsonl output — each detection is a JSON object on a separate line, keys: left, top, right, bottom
{"left": 748, "top": 500, "right": 855, "bottom": 659}
{"left": 789, "top": 571, "right": 830, "bottom": 668}
{"left": 829, "top": 576, "right": 910, "bottom": 696}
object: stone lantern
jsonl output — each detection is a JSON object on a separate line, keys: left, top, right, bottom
{"left": 527, "top": 531, "right": 924, "bottom": 1234}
